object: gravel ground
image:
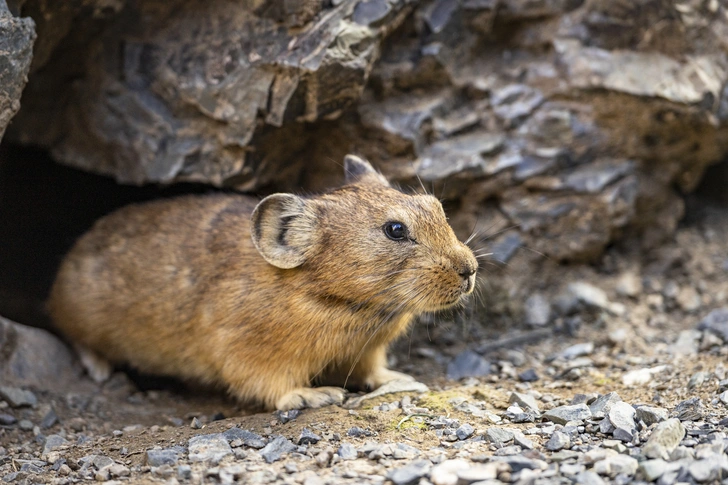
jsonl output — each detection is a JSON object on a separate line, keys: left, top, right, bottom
{"left": 1, "top": 202, "right": 728, "bottom": 485}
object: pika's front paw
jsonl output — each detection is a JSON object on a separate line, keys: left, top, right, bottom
{"left": 75, "top": 345, "right": 113, "bottom": 383}
{"left": 365, "top": 368, "right": 415, "bottom": 390}
{"left": 276, "top": 386, "right": 345, "bottom": 411}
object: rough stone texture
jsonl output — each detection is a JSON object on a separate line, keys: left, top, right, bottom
{"left": 3, "top": 0, "right": 728, "bottom": 265}
{"left": 0, "top": 315, "right": 81, "bottom": 391}
{"left": 0, "top": 1, "right": 35, "bottom": 142}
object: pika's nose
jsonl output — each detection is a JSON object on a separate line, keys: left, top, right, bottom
{"left": 458, "top": 267, "right": 476, "bottom": 279}
{"left": 458, "top": 265, "right": 476, "bottom": 294}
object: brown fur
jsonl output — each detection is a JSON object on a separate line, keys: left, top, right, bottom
{"left": 48, "top": 156, "right": 477, "bottom": 410}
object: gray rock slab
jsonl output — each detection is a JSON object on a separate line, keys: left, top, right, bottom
{"left": 543, "top": 403, "right": 592, "bottom": 424}
{"left": 386, "top": 459, "right": 431, "bottom": 485}
{"left": 0, "top": 386, "right": 37, "bottom": 408}
{"left": 696, "top": 307, "right": 728, "bottom": 342}
{"left": 258, "top": 436, "right": 295, "bottom": 464}
{"left": 446, "top": 350, "right": 491, "bottom": 380}
{"left": 509, "top": 391, "right": 540, "bottom": 413}
{"left": 188, "top": 433, "right": 233, "bottom": 463}
{"left": 146, "top": 449, "right": 179, "bottom": 467}
{"left": 222, "top": 428, "right": 266, "bottom": 449}
{"left": 588, "top": 392, "right": 622, "bottom": 418}
{"left": 635, "top": 406, "right": 668, "bottom": 425}
{"left": 643, "top": 418, "right": 686, "bottom": 459}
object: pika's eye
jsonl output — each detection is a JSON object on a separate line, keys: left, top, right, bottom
{"left": 384, "top": 221, "right": 407, "bottom": 241}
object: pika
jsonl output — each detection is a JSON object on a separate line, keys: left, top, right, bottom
{"left": 49, "top": 156, "right": 477, "bottom": 410}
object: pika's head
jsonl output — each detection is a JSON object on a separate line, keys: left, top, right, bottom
{"left": 251, "top": 155, "right": 477, "bottom": 313}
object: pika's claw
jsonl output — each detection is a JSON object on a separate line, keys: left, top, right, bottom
{"left": 276, "top": 386, "right": 345, "bottom": 411}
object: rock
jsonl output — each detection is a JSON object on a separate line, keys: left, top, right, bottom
{"left": 688, "top": 456, "right": 728, "bottom": 483}
{"left": 0, "top": 4, "right": 35, "bottom": 142}
{"left": 484, "top": 427, "right": 513, "bottom": 447}
{"left": 545, "top": 431, "right": 570, "bottom": 451}
{"left": 543, "top": 404, "right": 592, "bottom": 425}
{"left": 258, "top": 436, "right": 296, "bottom": 464}
{"left": 0, "top": 387, "right": 36, "bottom": 408}
{"left": 593, "top": 454, "right": 638, "bottom": 478}
{"left": 446, "top": 350, "right": 491, "bottom": 380}
{"left": 635, "top": 406, "right": 668, "bottom": 425}
{"left": 41, "top": 435, "right": 66, "bottom": 459}
{"left": 566, "top": 282, "right": 625, "bottom": 315}
{"left": 670, "top": 329, "right": 701, "bottom": 356}
{"left": 605, "top": 401, "right": 636, "bottom": 442}
{"left": 337, "top": 443, "right": 357, "bottom": 461}
{"left": 346, "top": 427, "right": 371, "bottom": 438}
{"left": 222, "top": 428, "right": 266, "bottom": 449}
{"left": 0, "top": 414, "right": 16, "bottom": 425}
{"left": 509, "top": 391, "right": 540, "bottom": 413}
{"left": 588, "top": 392, "right": 622, "bottom": 419}
{"left": 386, "top": 459, "right": 431, "bottom": 485}
{"left": 177, "top": 465, "right": 192, "bottom": 480}
{"left": 298, "top": 428, "right": 321, "bottom": 445}
{"left": 643, "top": 418, "right": 686, "bottom": 459}
{"left": 274, "top": 409, "right": 301, "bottom": 423}
{"left": 639, "top": 459, "right": 667, "bottom": 482}
{"left": 688, "top": 371, "right": 709, "bottom": 389}
{"left": 524, "top": 293, "right": 551, "bottom": 326}
{"left": 188, "top": 433, "right": 233, "bottom": 463}
{"left": 673, "top": 397, "right": 704, "bottom": 421}
{"left": 697, "top": 308, "right": 728, "bottom": 342}
{"left": 146, "top": 449, "right": 179, "bottom": 467}
{"left": 558, "top": 342, "right": 594, "bottom": 360}
{"left": 676, "top": 286, "right": 701, "bottom": 312}
{"left": 0, "top": 318, "right": 80, "bottom": 391}
{"left": 518, "top": 368, "right": 539, "bottom": 382}
{"left": 455, "top": 424, "right": 474, "bottom": 440}
{"left": 430, "top": 459, "right": 470, "bottom": 485}
{"left": 622, "top": 366, "right": 667, "bottom": 386}
{"left": 456, "top": 463, "right": 502, "bottom": 482}
{"left": 345, "top": 379, "right": 428, "bottom": 408}
{"left": 512, "top": 430, "right": 534, "bottom": 450}
{"left": 615, "top": 272, "right": 642, "bottom": 297}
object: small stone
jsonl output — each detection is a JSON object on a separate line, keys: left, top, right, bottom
{"left": 635, "top": 406, "right": 668, "bottom": 425}
{"left": 701, "top": 331, "right": 724, "bottom": 350}
{"left": 274, "top": 409, "right": 301, "bottom": 424}
{"left": 674, "top": 397, "right": 704, "bottom": 421}
{"left": 670, "top": 329, "right": 702, "bottom": 356}
{"left": 188, "top": 433, "right": 233, "bottom": 463}
{"left": 18, "top": 420, "right": 32, "bottom": 431}
{"left": 484, "top": 427, "right": 513, "bottom": 447}
{"left": 512, "top": 430, "right": 534, "bottom": 450}
{"left": 543, "top": 403, "right": 592, "bottom": 425}
{"left": 688, "top": 456, "right": 728, "bottom": 483}
{"left": 315, "top": 450, "right": 332, "bottom": 467}
{"left": 446, "top": 350, "right": 491, "bottom": 380}
{"left": 0, "top": 387, "right": 37, "bottom": 408}
{"left": 524, "top": 293, "right": 551, "bottom": 326}
{"left": 622, "top": 365, "right": 667, "bottom": 386}
{"left": 509, "top": 391, "right": 540, "bottom": 412}
{"left": 455, "top": 423, "right": 474, "bottom": 440}
{"left": 107, "top": 463, "right": 130, "bottom": 477}
{"left": 574, "top": 471, "right": 607, "bottom": 485}
{"left": 430, "top": 459, "right": 470, "bottom": 485}
{"left": 545, "top": 431, "right": 570, "bottom": 451}
{"left": 258, "top": 436, "right": 296, "bottom": 463}
{"left": 588, "top": 392, "right": 622, "bottom": 418}
{"left": 91, "top": 455, "right": 114, "bottom": 469}
{"left": 0, "top": 414, "right": 16, "bottom": 425}
{"left": 677, "top": 286, "right": 701, "bottom": 311}
{"left": 615, "top": 272, "right": 642, "bottom": 297}
{"left": 42, "top": 435, "right": 66, "bottom": 459}
{"left": 558, "top": 342, "right": 594, "bottom": 360}
{"left": 177, "top": 465, "right": 192, "bottom": 480}
{"left": 298, "top": 428, "right": 321, "bottom": 445}
{"left": 40, "top": 408, "right": 58, "bottom": 429}
{"left": 608, "top": 327, "right": 629, "bottom": 345}
{"left": 593, "top": 454, "right": 638, "bottom": 477}
{"left": 688, "top": 371, "right": 709, "bottom": 389}
{"left": 222, "top": 428, "right": 266, "bottom": 448}
{"left": 337, "top": 443, "right": 357, "bottom": 460}
{"left": 518, "top": 368, "right": 539, "bottom": 382}
{"left": 567, "top": 281, "right": 624, "bottom": 315}
{"left": 386, "top": 459, "right": 431, "bottom": 485}
{"left": 146, "top": 449, "right": 179, "bottom": 467}
{"left": 190, "top": 417, "right": 202, "bottom": 429}
{"left": 606, "top": 401, "right": 636, "bottom": 442}
{"left": 718, "top": 390, "right": 728, "bottom": 405}
{"left": 602, "top": 439, "right": 627, "bottom": 454}
{"left": 456, "top": 463, "right": 501, "bottom": 482}
{"left": 639, "top": 459, "right": 667, "bottom": 481}
{"left": 643, "top": 418, "right": 686, "bottom": 459}
{"left": 346, "top": 426, "right": 371, "bottom": 437}
{"left": 696, "top": 307, "right": 728, "bottom": 342}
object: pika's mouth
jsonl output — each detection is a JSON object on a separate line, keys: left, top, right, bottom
{"left": 463, "top": 274, "right": 476, "bottom": 295}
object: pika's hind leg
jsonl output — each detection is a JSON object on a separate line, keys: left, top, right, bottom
{"left": 75, "top": 345, "right": 113, "bottom": 383}
{"left": 275, "top": 387, "right": 345, "bottom": 411}
{"left": 350, "top": 345, "right": 414, "bottom": 391}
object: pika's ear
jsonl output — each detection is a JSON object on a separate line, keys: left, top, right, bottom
{"left": 251, "top": 194, "right": 314, "bottom": 269}
{"left": 344, "top": 154, "right": 390, "bottom": 187}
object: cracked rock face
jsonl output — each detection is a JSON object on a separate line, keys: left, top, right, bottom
{"left": 0, "top": 2, "right": 34, "bottom": 141}
{"left": 4, "top": 0, "right": 728, "bottom": 263}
